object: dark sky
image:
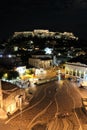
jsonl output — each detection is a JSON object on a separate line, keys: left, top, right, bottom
{"left": 0, "top": 0, "right": 87, "bottom": 40}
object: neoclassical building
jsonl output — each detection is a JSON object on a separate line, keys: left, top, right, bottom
{"left": 29, "top": 55, "right": 52, "bottom": 69}
{"left": 65, "top": 62, "right": 87, "bottom": 80}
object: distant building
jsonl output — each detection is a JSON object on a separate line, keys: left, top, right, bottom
{"left": 76, "top": 50, "right": 86, "bottom": 56}
{"left": 13, "top": 31, "right": 34, "bottom": 37}
{"left": 62, "top": 32, "right": 78, "bottom": 40}
{"left": 12, "top": 30, "right": 78, "bottom": 40}
{"left": 0, "top": 54, "right": 23, "bottom": 69}
{"left": 29, "top": 55, "right": 52, "bottom": 69}
{"left": 33, "top": 29, "right": 49, "bottom": 34}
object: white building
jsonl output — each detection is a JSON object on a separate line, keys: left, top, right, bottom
{"left": 65, "top": 62, "right": 87, "bottom": 80}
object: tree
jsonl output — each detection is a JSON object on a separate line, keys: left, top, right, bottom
{"left": 7, "top": 71, "right": 19, "bottom": 80}
{"left": 0, "top": 71, "right": 4, "bottom": 79}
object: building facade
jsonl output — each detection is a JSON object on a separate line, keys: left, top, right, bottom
{"left": 65, "top": 62, "right": 87, "bottom": 80}
{"left": 0, "top": 81, "right": 26, "bottom": 119}
{"left": 29, "top": 55, "right": 52, "bottom": 69}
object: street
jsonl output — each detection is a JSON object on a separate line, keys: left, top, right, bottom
{"left": 1, "top": 79, "right": 87, "bottom": 130}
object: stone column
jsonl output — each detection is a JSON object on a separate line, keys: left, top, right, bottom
{"left": 75, "top": 70, "right": 77, "bottom": 77}
{"left": 79, "top": 71, "right": 81, "bottom": 78}
{"left": 84, "top": 71, "right": 85, "bottom": 80}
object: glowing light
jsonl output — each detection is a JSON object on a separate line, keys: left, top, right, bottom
{"left": 8, "top": 54, "right": 12, "bottom": 58}
{"left": 44, "top": 47, "right": 52, "bottom": 54}
{"left": 16, "top": 66, "right": 26, "bottom": 75}
{"left": 14, "top": 46, "right": 18, "bottom": 51}
{"left": 6, "top": 102, "right": 16, "bottom": 113}
{"left": 3, "top": 73, "right": 8, "bottom": 79}
{"left": 0, "top": 55, "right": 2, "bottom": 57}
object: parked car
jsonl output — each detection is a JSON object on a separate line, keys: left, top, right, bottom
{"left": 55, "top": 112, "right": 71, "bottom": 118}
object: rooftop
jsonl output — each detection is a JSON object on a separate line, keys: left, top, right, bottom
{"left": 1, "top": 81, "right": 20, "bottom": 99}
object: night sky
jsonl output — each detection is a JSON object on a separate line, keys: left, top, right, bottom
{"left": 0, "top": 0, "right": 87, "bottom": 40}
